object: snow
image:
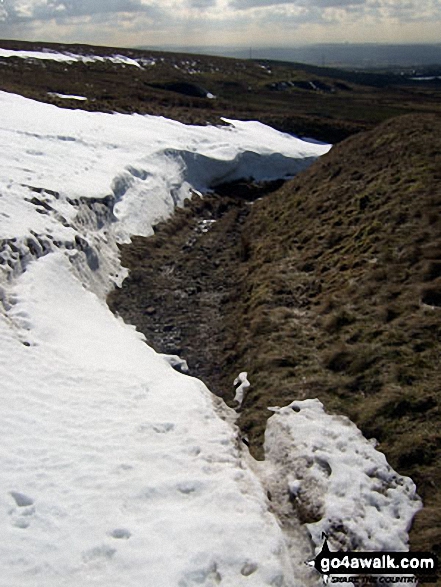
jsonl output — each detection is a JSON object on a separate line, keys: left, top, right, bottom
{"left": 0, "top": 90, "right": 421, "bottom": 586}
{"left": 0, "top": 47, "right": 79, "bottom": 62}
{"left": 0, "top": 48, "right": 142, "bottom": 67}
{"left": 48, "top": 92, "right": 88, "bottom": 101}
{"left": 0, "top": 91, "right": 330, "bottom": 251}
{"left": 1, "top": 253, "right": 294, "bottom": 586}
{"left": 265, "top": 400, "right": 422, "bottom": 555}
{"left": 410, "top": 76, "right": 441, "bottom": 81}
{"left": 233, "top": 372, "right": 251, "bottom": 408}
{"left": 159, "top": 353, "right": 190, "bottom": 373}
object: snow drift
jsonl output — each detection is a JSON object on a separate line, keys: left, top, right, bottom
{"left": 0, "top": 90, "right": 330, "bottom": 586}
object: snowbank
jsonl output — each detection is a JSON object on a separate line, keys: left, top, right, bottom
{"left": 0, "top": 253, "right": 297, "bottom": 586}
{"left": 0, "top": 91, "right": 331, "bottom": 586}
{"left": 265, "top": 400, "right": 421, "bottom": 555}
{"left": 0, "top": 91, "right": 330, "bottom": 297}
{"left": 0, "top": 48, "right": 142, "bottom": 67}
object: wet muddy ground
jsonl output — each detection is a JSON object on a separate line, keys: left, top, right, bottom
{"left": 107, "top": 180, "right": 283, "bottom": 407}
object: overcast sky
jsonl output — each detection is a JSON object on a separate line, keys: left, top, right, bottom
{"left": 0, "top": 0, "right": 439, "bottom": 48}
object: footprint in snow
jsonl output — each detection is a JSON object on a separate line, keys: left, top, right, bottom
{"left": 82, "top": 545, "right": 117, "bottom": 563}
{"left": 109, "top": 528, "right": 131, "bottom": 540}
{"left": 9, "top": 491, "right": 35, "bottom": 529}
{"left": 137, "top": 422, "right": 175, "bottom": 434}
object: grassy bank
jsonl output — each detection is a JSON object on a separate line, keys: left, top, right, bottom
{"left": 229, "top": 114, "right": 441, "bottom": 556}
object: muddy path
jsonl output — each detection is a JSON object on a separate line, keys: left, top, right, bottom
{"left": 107, "top": 180, "right": 283, "bottom": 409}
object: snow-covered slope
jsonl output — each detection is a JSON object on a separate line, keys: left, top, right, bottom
{"left": 0, "top": 91, "right": 330, "bottom": 586}
{"left": 1, "top": 253, "right": 297, "bottom": 587}
{"left": 0, "top": 91, "right": 420, "bottom": 586}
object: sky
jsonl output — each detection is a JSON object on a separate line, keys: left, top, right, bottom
{"left": 0, "top": 0, "right": 439, "bottom": 51}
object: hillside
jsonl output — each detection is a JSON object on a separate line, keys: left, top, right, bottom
{"left": 0, "top": 39, "right": 441, "bottom": 143}
{"left": 233, "top": 113, "right": 441, "bottom": 556}
{"left": 110, "top": 113, "right": 441, "bottom": 561}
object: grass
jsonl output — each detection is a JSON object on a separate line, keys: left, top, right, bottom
{"left": 222, "top": 113, "right": 441, "bottom": 558}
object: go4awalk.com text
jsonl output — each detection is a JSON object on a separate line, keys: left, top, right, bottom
{"left": 310, "top": 537, "right": 438, "bottom": 585}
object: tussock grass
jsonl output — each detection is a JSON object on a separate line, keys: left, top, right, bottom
{"left": 228, "top": 113, "right": 441, "bottom": 556}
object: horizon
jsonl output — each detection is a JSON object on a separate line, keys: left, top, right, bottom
{"left": 3, "top": 38, "right": 441, "bottom": 49}
{"left": 3, "top": 38, "right": 441, "bottom": 68}
{"left": 138, "top": 42, "right": 441, "bottom": 67}
{"left": 139, "top": 41, "right": 441, "bottom": 48}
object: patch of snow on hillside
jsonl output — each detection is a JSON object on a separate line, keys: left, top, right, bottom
{"left": 0, "top": 48, "right": 142, "bottom": 67}
{"left": 48, "top": 92, "right": 88, "bottom": 101}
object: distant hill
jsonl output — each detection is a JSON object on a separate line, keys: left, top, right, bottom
{"left": 139, "top": 43, "right": 441, "bottom": 69}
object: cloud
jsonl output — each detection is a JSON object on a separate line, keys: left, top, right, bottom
{"left": 53, "top": 0, "right": 146, "bottom": 16}
{"left": 0, "top": 0, "right": 169, "bottom": 42}
{"left": 226, "top": 0, "right": 441, "bottom": 37}
{"left": 373, "top": 0, "right": 441, "bottom": 21}
{"left": 0, "top": 0, "right": 439, "bottom": 47}
{"left": 187, "top": 0, "right": 218, "bottom": 8}
{"left": 0, "top": 0, "right": 159, "bottom": 23}
{"left": 230, "top": 0, "right": 365, "bottom": 9}
{"left": 229, "top": 0, "right": 293, "bottom": 8}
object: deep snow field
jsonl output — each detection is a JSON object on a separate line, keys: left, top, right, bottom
{"left": 0, "top": 79, "right": 422, "bottom": 587}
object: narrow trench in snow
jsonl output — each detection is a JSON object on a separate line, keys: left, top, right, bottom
{"left": 107, "top": 179, "right": 321, "bottom": 585}
{"left": 107, "top": 179, "right": 283, "bottom": 408}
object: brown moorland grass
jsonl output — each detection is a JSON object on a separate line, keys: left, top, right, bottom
{"left": 1, "top": 39, "right": 441, "bottom": 143}
{"left": 229, "top": 113, "right": 441, "bottom": 558}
